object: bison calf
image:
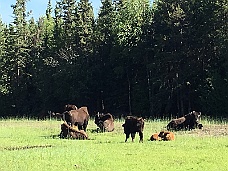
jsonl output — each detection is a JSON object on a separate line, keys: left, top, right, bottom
{"left": 150, "top": 133, "right": 162, "bottom": 141}
{"left": 122, "top": 116, "right": 144, "bottom": 142}
{"left": 150, "top": 131, "right": 175, "bottom": 141}
{"left": 158, "top": 131, "right": 175, "bottom": 141}
{"left": 60, "top": 122, "right": 88, "bottom": 140}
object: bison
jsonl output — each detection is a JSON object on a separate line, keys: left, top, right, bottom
{"left": 150, "top": 133, "right": 162, "bottom": 141}
{"left": 60, "top": 122, "right": 88, "bottom": 140}
{"left": 150, "top": 131, "right": 175, "bottom": 141}
{"left": 122, "top": 116, "right": 144, "bottom": 142}
{"left": 64, "top": 104, "right": 77, "bottom": 111}
{"left": 53, "top": 106, "right": 90, "bottom": 132}
{"left": 158, "top": 131, "right": 175, "bottom": 141}
{"left": 167, "top": 111, "right": 201, "bottom": 131}
{"left": 94, "top": 113, "right": 114, "bottom": 132}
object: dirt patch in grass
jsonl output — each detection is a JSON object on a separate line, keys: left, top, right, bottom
{"left": 2, "top": 144, "right": 53, "bottom": 151}
{"left": 188, "top": 124, "right": 228, "bottom": 137}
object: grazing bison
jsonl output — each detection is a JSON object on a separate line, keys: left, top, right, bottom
{"left": 60, "top": 122, "right": 88, "bottom": 140}
{"left": 94, "top": 113, "right": 114, "bottom": 132}
{"left": 64, "top": 104, "right": 77, "bottom": 111}
{"left": 122, "top": 116, "right": 144, "bottom": 142}
{"left": 54, "top": 106, "right": 90, "bottom": 132}
{"left": 167, "top": 111, "right": 201, "bottom": 131}
{"left": 158, "top": 131, "right": 175, "bottom": 141}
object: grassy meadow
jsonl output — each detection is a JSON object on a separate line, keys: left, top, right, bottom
{"left": 0, "top": 117, "right": 227, "bottom": 171}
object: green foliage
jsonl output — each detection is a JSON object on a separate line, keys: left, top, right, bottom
{"left": 0, "top": 0, "right": 227, "bottom": 117}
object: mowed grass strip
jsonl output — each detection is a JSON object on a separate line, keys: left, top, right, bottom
{"left": 0, "top": 118, "right": 227, "bottom": 171}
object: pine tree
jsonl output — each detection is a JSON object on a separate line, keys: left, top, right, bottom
{"left": 0, "top": 19, "right": 8, "bottom": 94}
{"left": 93, "top": 0, "right": 115, "bottom": 112}
{"left": 3, "top": 0, "right": 31, "bottom": 115}
{"left": 111, "top": 0, "right": 151, "bottom": 114}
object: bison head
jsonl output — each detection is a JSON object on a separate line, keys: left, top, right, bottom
{"left": 64, "top": 104, "right": 77, "bottom": 111}
{"left": 190, "top": 111, "right": 201, "bottom": 123}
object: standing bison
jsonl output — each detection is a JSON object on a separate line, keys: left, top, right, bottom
{"left": 167, "top": 111, "right": 201, "bottom": 131}
{"left": 122, "top": 116, "right": 144, "bottom": 142}
{"left": 53, "top": 106, "right": 90, "bottom": 132}
{"left": 94, "top": 113, "right": 114, "bottom": 132}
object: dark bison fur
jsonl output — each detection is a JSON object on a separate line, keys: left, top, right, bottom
{"left": 198, "top": 123, "right": 203, "bottom": 129}
{"left": 122, "top": 116, "right": 144, "bottom": 142}
{"left": 53, "top": 106, "right": 89, "bottom": 132}
{"left": 167, "top": 111, "right": 201, "bottom": 131}
{"left": 64, "top": 104, "right": 77, "bottom": 111}
{"left": 60, "top": 122, "right": 88, "bottom": 140}
{"left": 95, "top": 113, "right": 114, "bottom": 132}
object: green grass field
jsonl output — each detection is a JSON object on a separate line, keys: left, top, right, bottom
{"left": 0, "top": 118, "right": 227, "bottom": 171}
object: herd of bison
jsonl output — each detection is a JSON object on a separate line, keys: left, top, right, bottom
{"left": 50, "top": 104, "right": 203, "bottom": 142}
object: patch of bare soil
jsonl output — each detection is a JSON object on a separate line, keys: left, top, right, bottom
{"left": 188, "top": 124, "right": 228, "bottom": 137}
{"left": 2, "top": 145, "right": 53, "bottom": 151}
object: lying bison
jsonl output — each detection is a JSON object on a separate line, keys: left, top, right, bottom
{"left": 167, "top": 111, "right": 201, "bottom": 131}
{"left": 122, "top": 116, "right": 144, "bottom": 142}
{"left": 150, "top": 133, "right": 161, "bottom": 141}
{"left": 95, "top": 113, "right": 114, "bottom": 132}
{"left": 158, "top": 131, "right": 175, "bottom": 141}
{"left": 60, "top": 122, "right": 88, "bottom": 140}
{"left": 53, "top": 106, "right": 90, "bottom": 132}
{"left": 150, "top": 131, "right": 175, "bottom": 141}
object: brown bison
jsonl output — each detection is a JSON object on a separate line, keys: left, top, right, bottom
{"left": 150, "top": 133, "right": 162, "bottom": 141}
{"left": 64, "top": 104, "right": 77, "bottom": 111}
{"left": 122, "top": 116, "right": 144, "bottom": 142}
{"left": 167, "top": 111, "right": 201, "bottom": 131}
{"left": 60, "top": 122, "right": 88, "bottom": 140}
{"left": 158, "top": 131, "right": 175, "bottom": 141}
{"left": 94, "top": 113, "right": 114, "bottom": 132}
{"left": 53, "top": 106, "right": 90, "bottom": 132}
{"left": 150, "top": 131, "right": 175, "bottom": 141}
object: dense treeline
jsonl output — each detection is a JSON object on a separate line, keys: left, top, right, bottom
{"left": 0, "top": 0, "right": 227, "bottom": 118}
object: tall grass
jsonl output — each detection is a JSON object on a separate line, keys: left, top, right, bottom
{"left": 0, "top": 118, "right": 227, "bottom": 171}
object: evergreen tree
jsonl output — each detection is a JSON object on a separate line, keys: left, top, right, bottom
{"left": 112, "top": 0, "right": 151, "bottom": 114}
{"left": 150, "top": 0, "right": 227, "bottom": 117}
{"left": 93, "top": 0, "right": 115, "bottom": 112}
{"left": 0, "top": 19, "right": 8, "bottom": 95}
{"left": 3, "top": 0, "right": 31, "bottom": 115}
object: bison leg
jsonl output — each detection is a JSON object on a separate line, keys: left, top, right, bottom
{"left": 131, "top": 133, "right": 136, "bottom": 142}
{"left": 77, "top": 125, "right": 82, "bottom": 130}
{"left": 125, "top": 133, "right": 130, "bottom": 142}
{"left": 139, "top": 132, "right": 143, "bottom": 142}
{"left": 83, "top": 120, "right": 88, "bottom": 132}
